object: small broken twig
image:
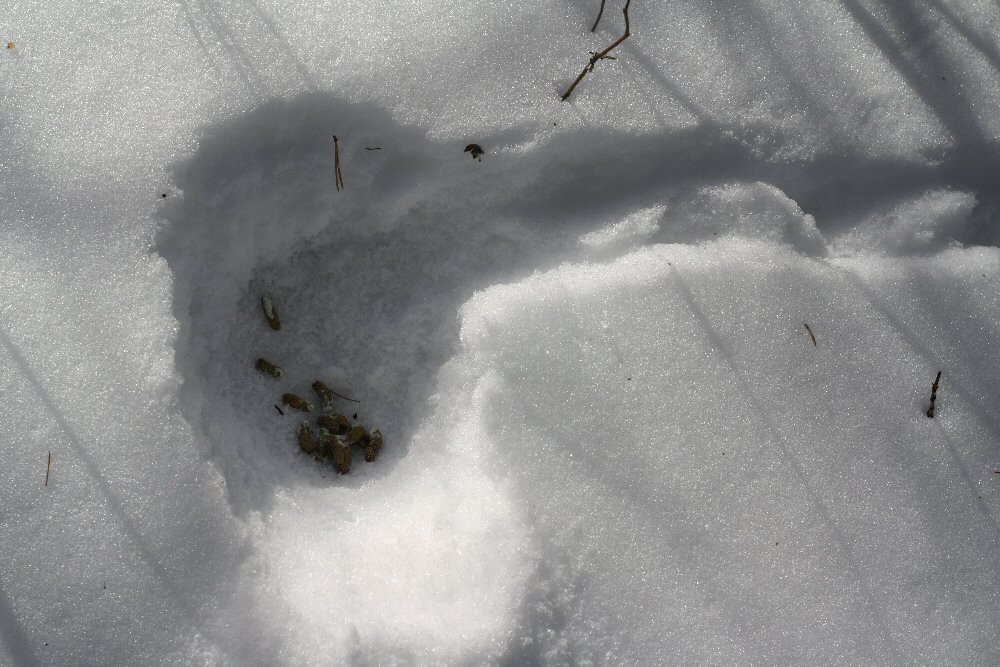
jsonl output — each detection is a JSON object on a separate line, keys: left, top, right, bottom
{"left": 333, "top": 135, "right": 345, "bottom": 191}
{"left": 926, "top": 371, "right": 942, "bottom": 418}
{"left": 45, "top": 452, "right": 51, "bottom": 486}
{"left": 803, "top": 323, "right": 817, "bottom": 347}
{"left": 591, "top": 0, "right": 607, "bottom": 32}
{"left": 562, "top": 0, "right": 632, "bottom": 101}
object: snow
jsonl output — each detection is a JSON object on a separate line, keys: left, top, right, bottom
{"left": 2, "top": 1, "right": 1000, "bottom": 664}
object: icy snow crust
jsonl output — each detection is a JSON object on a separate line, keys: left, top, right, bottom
{"left": 4, "top": 1, "right": 1000, "bottom": 664}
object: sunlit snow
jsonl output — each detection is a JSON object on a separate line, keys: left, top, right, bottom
{"left": 2, "top": 1, "right": 1000, "bottom": 665}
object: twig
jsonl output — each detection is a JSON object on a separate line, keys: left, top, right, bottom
{"left": 333, "top": 135, "right": 344, "bottom": 191}
{"left": 591, "top": 0, "right": 607, "bottom": 32}
{"left": 803, "top": 323, "right": 817, "bottom": 347}
{"left": 926, "top": 371, "right": 941, "bottom": 418}
{"left": 330, "top": 389, "right": 360, "bottom": 403}
{"left": 562, "top": 0, "right": 632, "bottom": 101}
{"left": 45, "top": 452, "right": 51, "bottom": 486}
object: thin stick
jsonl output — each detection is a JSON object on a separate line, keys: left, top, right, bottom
{"left": 562, "top": 0, "right": 632, "bottom": 101}
{"left": 591, "top": 0, "right": 607, "bottom": 32}
{"left": 333, "top": 135, "right": 345, "bottom": 191}
{"left": 926, "top": 371, "right": 941, "bottom": 418}
{"left": 45, "top": 452, "right": 51, "bottom": 486}
{"left": 803, "top": 323, "right": 817, "bottom": 347}
{"left": 329, "top": 388, "right": 360, "bottom": 403}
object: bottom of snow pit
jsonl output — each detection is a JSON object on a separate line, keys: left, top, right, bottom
{"left": 156, "top": 94, "right": 463, "bottom": 515}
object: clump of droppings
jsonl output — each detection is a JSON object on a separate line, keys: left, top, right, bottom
{"left": 316, "top": 428, "right": 337, "bottom": 458}
{"left": 247, "top": 294, "right": 382, "bottom": 474}
{"left": 298, "top": 421, "right": 316, "bottom": 456}
{"left": 295, "top": 412, "right": 385, "bottom": 472}
{"left": 261, "top": 293, "right": 281, "bottom": 330}
{"left": 331, "top": 437, "right": 352, "bottom": 474}
{"left": 255, "top": 358, "right": 282, "bottom": 378}
{"left": 282, "top": 393, "right": 314, "bottom": 412}
{"left": 318, "top": 413, "right": 350, "bottom": 434}
{"left": 344, "top": 424, "right": 368, "bottom": 446}
{"left": 312, "top": 380, "right": 336, "bottom": 412}
{"left": 364, "top": 429, "right": 383, "bottom": 462}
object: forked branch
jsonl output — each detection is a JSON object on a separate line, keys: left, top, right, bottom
{"left": 562, "top": 0, "right": 632, "bottom": 101}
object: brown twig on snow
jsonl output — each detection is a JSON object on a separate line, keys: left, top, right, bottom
{"left": 562, "top": 0, "right": 632, "bottom": 101}
{"left": 45, "top": 452, "right": 51, "bottom": 486}
{"left": 926, "top": 371, "right": 942, "bottom": 418}
{"left": 329, "top": 389, "right": 359, "bottom": 403}
{"left": 329, "top": 387, "right": 359, "bottom": 403}
{"left": 591, "top": 0, "right": 607, "bottom": 32}
{"left": 333, "top": 135, "right": 345, "bottom": 191}
{"left": 803, "top": 323, "right": 817, "bottom": 347}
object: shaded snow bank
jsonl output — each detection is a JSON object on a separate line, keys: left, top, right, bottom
{"left": 578, "top": 182, "right": 828, "bottom": 257}
{"left": 833, "top": 189, "right": 977, "bottom": 256}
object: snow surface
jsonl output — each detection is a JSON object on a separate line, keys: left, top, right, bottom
{"left": 3, "top": 1, "right": 1000, "bottom": 664}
